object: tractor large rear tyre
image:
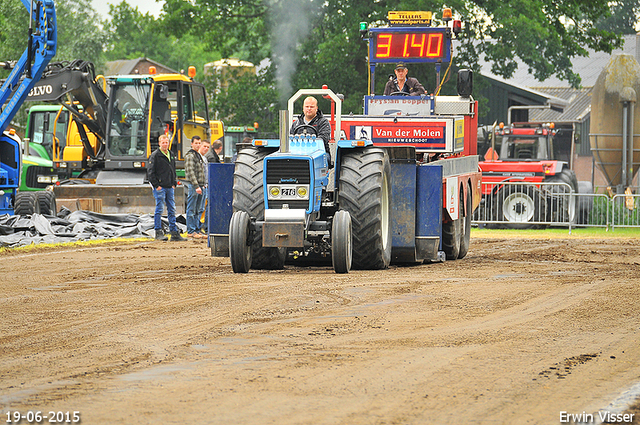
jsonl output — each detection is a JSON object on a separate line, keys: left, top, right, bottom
{"left": 546, "top": 168, "right": 578, "bottom": 224}
{"left": 338, "top": 147, "right": 391, "bottom": 270}
{"left": 232, "top": 146, "right": 285, "bottom": 270}
{"left": 14, "top": 192, "right": 40, "bottom": 216}
{"left": 36, "top": 190, "right": 57, "bottom": 216}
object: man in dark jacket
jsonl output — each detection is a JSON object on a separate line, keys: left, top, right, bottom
{"left": 147, "top": 134, "right": 186, "bottom": 241}
{"left": 383, "top": 62, "right": 426, "bottom": 96}
{"left": 206, "top": 139, "right": 223, "bottom": 163}
{"left": 290, "top": 96, "right": 332, "bottom": 153}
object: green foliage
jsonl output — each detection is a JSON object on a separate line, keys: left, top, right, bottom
{"left": 54, "top": 0, "right": 105, "bottom": 67}
{"left": 102, "top": 2, "right": 218, "bottom": 75}
{"left": 587, "top": 196, "right": 610, "bottom": 226}
{"left": 595, "top": 0, "right": 640, "bottom": 35}
{"left": 204, "top": 66, "right": 280, "bottom": 133}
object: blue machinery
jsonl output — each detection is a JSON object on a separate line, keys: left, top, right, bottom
{"left": 0, "top": 0, "right": 57, "bottom": 213}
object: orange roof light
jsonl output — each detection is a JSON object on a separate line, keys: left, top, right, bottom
{"left": 254, "top": 122, "right": 259, "bottom": 129}
{"left": 442, "top": 8, "right": 452, "bottom": 21}
{"left": 149, "top": 66, "right": 157, "bottom": 75}
{"left": 188, "top": 66, "right": 196, "bottom": 78}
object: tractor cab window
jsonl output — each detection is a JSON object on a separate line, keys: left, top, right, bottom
{"left": 108, "top": 83, "right": 151, "bottom": 157}
{"left": 182, "top": 84, "right": 209, "bottom": 125}
{"left": 500, "top": 136, "right": 548, "bottom": 160}
{"left": 28, "top": 110, "right": 64, "bottom": 158}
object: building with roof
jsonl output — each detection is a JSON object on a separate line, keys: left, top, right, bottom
{"left": 103, "top": 58, "right": 179, "bottom": 76}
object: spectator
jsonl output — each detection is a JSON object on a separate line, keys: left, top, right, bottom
{"left": 206, "top": 138, "right": 223, "bottom": 163}
{"left": 184, "top": 135, "right": 206, "bottom": 238}
{"left": 147, "top": 134, "right": 186, "bottom": 241}
{"left": 198, "top": 139, "right": 211, "bottom": 235}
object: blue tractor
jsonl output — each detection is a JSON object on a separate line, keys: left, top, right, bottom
{"left": 227, "top": 89, "right": 367, "bottom": 274}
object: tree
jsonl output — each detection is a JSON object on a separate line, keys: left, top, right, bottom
{"left": 54, "top": 0, "right": 105, "bottom": 67}
{"left": 205, "top": 66, "right": 279, "bottom": 132}
{"left": 103, "top": 1, "right": 218, "bottom": 77}
{"left": 595, "top": 0, "right": 640, "bottom": 34}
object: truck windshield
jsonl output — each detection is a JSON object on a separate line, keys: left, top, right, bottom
{"left": 108, "top": 83, "right": 151, "bottom": 157}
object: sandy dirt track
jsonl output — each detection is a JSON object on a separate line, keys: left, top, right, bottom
{"left": 1, "top": 234, "right": 640, "bottom": 425}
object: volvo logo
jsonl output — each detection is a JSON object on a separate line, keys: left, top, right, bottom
{"left": 28, "top": 85, "right": 53, "bottom": 97}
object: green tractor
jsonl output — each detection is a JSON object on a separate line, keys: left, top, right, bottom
{"left": 17, "top": 105, "right": 71, "bottom": 215}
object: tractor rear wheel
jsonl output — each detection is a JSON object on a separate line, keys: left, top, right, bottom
{"left": 229, "top": 211, "right": 252, "bottom": 273}
{"left": 36, "top": 190, "right": 57, "bottom": 216}
{"left": 546, "top": 168, "right": 578, "bottom": 224}
{"left": 338, "top": 147, "right": 391, "bottom": 270}
{"left": 232, "top": 146, "right": 285, "bottom": 270}
{"left": 331, "top": 210, "right": 352, "bottom": 274}
{"left": 14, "top": 192, "right": 40, "bottom": 216}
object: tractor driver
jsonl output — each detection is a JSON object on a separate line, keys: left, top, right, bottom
{"left": 290, "top": 96, "right": 331, "bottom": 153}
{"left": 383, "top": 62, "right": 426, "bottom": 96}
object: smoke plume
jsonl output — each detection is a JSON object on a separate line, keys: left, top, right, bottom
{"left": 267, "top": 0, "right": 319, "bottom": 103}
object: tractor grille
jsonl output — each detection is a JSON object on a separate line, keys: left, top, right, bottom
{"left": 266, "top": 158, "right": 311, "bottom": 210}
{"left": 25, "top": 166, "right": 54, "bottom": 189}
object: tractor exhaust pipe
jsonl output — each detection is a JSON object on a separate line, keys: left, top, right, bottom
{"left": 279, "top": 109, "right": 289, "bottom": 153}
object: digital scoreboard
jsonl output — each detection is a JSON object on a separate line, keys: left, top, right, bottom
{"left": 369, "top": 28, "right": 451, "bottom": 64}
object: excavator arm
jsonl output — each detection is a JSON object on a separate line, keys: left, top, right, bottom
{"left": 27, "top": 59, "right": 109, "bottom": 161}
{"left": 0, "top": 0, "right": 57, "bottom": 133}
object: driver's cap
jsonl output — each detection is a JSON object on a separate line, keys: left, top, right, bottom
{"left": 395, "top": 62, "right": 407, "bottom": 70}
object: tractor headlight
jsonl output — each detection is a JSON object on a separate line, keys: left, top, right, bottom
{"left": 270, "top": 186, "right": 281, "bottom": 197}
{"left": 297, "top": 186, "right": 308, "bottom": 198}
{"left": 37, "top": 175, "right": 52, "bottom": 183}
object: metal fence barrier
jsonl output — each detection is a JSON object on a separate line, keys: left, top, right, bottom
{"left": 471, "top": 181, "right": 634, "bottom": 230}
{"left": 611, "top": 193, "right": 640, "bottom": 229}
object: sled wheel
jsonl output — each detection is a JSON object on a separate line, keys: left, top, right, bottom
{"left": 332, "top": 210, "right": 352, "bottom": 274}
{"left": 229, "top": 211, "right": 252, "bottom": 273}
{"left": 458, "top": 183, "right": 472, "bottom": 259}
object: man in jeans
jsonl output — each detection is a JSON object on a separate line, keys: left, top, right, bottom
{"left": 198, "top": 139, "right": 211, "bottom": 235}
{"left": 184, "top": 135, "right": 207, "bottom": 238}
{"left": 147, "top": 134, "right": 186, "bottom": 241}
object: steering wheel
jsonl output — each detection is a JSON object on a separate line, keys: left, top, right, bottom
{"left": 390, "top": 91, "right": 409, "bottom": 96}
{"left": 293, "top": 124, "right": 318, "bottom": 135}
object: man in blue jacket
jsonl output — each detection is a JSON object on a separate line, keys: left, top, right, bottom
{"left": 147, "top": 134, "right": 186, "bottom": 241}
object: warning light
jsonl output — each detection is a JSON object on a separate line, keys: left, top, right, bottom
{"left": 453, "top": 20, "right": 462, "bottom": 34}
{"left": 442, "top": 8, "right": 452, "bottom": 22}
{"left": 149, "top": 66, "right": 157, "bottom": 75}
{"left": 188, "top": 66, "right": 196, "bottom": 78}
